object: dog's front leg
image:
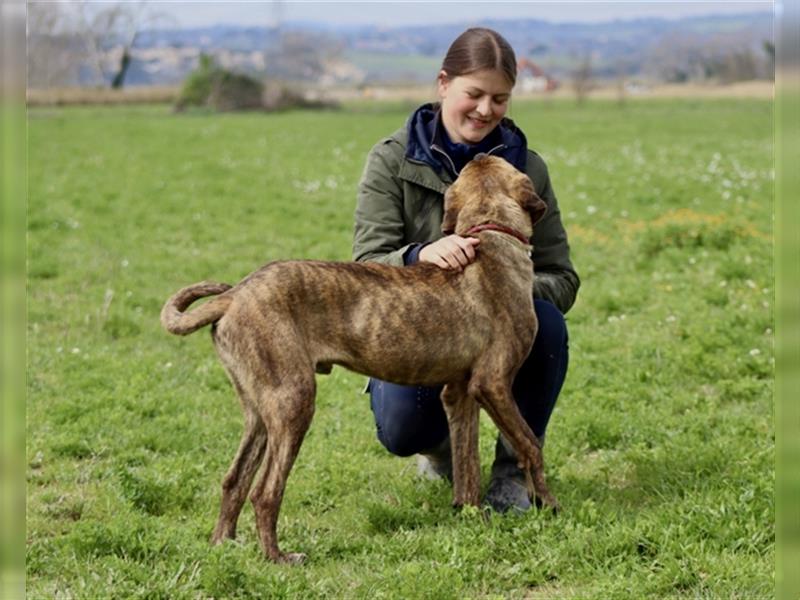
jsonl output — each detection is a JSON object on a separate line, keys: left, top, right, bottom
{"left": 441, "top": 381, "right": 481, "bottom": 507}
{"left": 470, "top": 378, "right": 559, "bottom": 512}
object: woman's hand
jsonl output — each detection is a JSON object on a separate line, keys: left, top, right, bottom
{"left": 418, "top": 235, "right": 480, "bottom": 271}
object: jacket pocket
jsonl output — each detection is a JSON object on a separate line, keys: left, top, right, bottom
{"left": 405, "top": 192, "right": 443, "bottom": 243}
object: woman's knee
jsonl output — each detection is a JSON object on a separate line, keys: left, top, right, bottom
{"left": 533, "top": 299, "right": 568, "bottom": 351}
{"left": 369, "top": 380, "right": 448, "bottom": 457}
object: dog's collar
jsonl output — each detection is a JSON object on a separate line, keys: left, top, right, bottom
{"left": 464, "top": 223, "right": 531, "bottom": 246}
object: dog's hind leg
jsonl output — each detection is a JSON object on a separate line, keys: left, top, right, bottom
{"left": 441, "top": 380, "right": 481, "bottom": 507}
{"left": 211, "top": 396, "right": 267, "bottom": 544}
{"left": 249, "top": 375, "right": 316, "bottom": 564}
{"left": 469, "top": 377, "right": 559, "bottom": 512}
{"left": 210, "top": 333, "right": 269, "bottom": 544}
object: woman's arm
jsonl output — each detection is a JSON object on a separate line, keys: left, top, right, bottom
{"left": 352, "top": 139, "right": 415, "bottom": 266}
{"left": 527, "top": 152, "right": 581, "bottom": 314}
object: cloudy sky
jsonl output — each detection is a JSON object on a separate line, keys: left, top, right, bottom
{"left": 145, "top": 1, "right": 773, "bottom": 28}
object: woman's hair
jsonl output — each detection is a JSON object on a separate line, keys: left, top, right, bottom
{"left": 440, "top": 28, "right": 517, "bottom": 86}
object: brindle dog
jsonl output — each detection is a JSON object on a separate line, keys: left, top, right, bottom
{"left": 161, "top": 155, "right": 559, "bottom": 564}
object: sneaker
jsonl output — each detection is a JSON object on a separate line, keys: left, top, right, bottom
{"left": 416, "top": 437, "right": 452, "bottom": 481}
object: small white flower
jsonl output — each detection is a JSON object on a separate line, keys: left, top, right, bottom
{"left": 744, "top": 255, "right": 753, "bottom": 264}
{"left": 749, "top": 348, "right": 761, "bottom": 357}
{"left": 607, "top": 315, "right": 619, "bottom": 323}
{"left": 71, "top": 347, "right": 81, "bottom": 354}
{"left": 121, "top": 259, "right": 129, "bottom": 268}
{"left": 719, "top": 281, "right": 728, "bottom": 287}
{"left": 765, "top": 328, "right": 773, "bottom": 335}
{"left": 688, "top": 257, "right": 696, "bottom": 265}
{"left": 303, "top": 180, "right": 321, "bottom": 193}
{"left": 586, "top": 205, "right": 597, "bottom": 215}
{"left": 56, "top": 347, "right": 63, "bottom": 353}
{"left": 620, "top": 210, "right": 629, "bottom": 218}
{"left": 666, "top": 315, "right": 677, "bottom": 323}
{"left": 164, "top": 362, "right": 173, "bottom": 369}
{"left": 745, "top": 280, "right": 757, "bottom": 289}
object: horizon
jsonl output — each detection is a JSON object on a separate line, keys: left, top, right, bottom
{"left": 97, "top": 1, "right": 775, "bottom": 30}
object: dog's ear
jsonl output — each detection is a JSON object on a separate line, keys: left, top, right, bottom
{"left": 441, "top": 187, "right": 460, "bottom": 234}
{"left": 527, "top": 193, "right": 547, "bottom": 227}
{"left": 518, "top": 177, "right": 547, "bottom": 226}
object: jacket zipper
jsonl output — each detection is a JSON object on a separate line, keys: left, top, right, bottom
{"left": 486, "top": 143, "right": 507, "bottom": 156}
{"left": 430, "top": 144, "right": 459, "bottom": 176}
{"left": 430, "top": 143, "right": 509, "bottom": 177}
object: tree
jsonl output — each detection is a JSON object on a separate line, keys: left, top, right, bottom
{"left": 27, "top": 2, "right": 81, "bottom": 88}
{"left": 572, "top": 52, "right": 594, "bottom": 105}
{"left": 763, "top": 41, "right": 775, "bottom": 80}
{"left": 74, "top": 0, "right": 172, "bottom": 88}
{"left": 28, "top": 1, "right": 174, "bottom": 89}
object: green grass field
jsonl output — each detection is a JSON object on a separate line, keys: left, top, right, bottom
{"left": 27, "top": 98, "right": 774, "bottom": 598}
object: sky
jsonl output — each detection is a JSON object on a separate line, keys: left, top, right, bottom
{"left": 141, "top": 1, "right": 774, "bottom": 29}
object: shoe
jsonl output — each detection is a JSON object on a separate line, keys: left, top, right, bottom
{"left": 416, "top": 437, "right": 452, "bottom": 481}
{"left": 483, "top": 435, "right": 540, "bottom": 513}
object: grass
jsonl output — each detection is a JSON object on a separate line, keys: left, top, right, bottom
{"left": 27, "top": 98, "right": 773, "bottom": 598}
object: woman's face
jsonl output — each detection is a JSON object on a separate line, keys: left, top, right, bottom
{"left": 437, "top": 68, "right": 513, "bottom": 145}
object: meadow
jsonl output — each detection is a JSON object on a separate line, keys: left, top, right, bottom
{"left": 27, "top": 97, "right": 774, "bottom": 598}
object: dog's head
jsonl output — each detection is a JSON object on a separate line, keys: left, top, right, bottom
{"left": 441, "top": 155, "right": 546, "bottom": 239}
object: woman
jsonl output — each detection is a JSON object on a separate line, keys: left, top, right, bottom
{"left": 352, "top": 27, "right": 579, "bottom": 513}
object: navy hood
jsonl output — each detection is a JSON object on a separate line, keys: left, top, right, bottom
{"left": 404, "top": 102, "right": 529, "bottom": 177}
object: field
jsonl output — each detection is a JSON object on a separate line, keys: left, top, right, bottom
{"left": 27, "top": 98, "right": 774, "bottom": 598}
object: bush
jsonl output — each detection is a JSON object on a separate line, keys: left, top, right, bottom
{"left": 175, "top": 54, "right": 338, "bottom": 113}
{"left": 175, "top": 54, "right": 263, "bottom": 112}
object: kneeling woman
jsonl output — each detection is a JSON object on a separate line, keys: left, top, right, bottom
{"left": 352, "top": 27, "right": 579, "bottom": 513}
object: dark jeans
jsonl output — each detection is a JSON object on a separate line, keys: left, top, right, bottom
{"left": 368, "top": 299, "right": 569, "bottom": 457}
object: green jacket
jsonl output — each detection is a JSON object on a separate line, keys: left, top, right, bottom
{"left": 352, "top": 122, "right": 580, "bottom": 314}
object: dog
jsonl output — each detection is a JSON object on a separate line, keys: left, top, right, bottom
{"left": 160, "top": 154, "right": 559, "bottom": 564}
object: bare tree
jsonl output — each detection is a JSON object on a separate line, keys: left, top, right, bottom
{"left": 615, "top": 59, "right": 627, "bottom": 106}
{"left": 645, "top": 30, "right": 773, "bottom": 84}
{"left": 28, "top": 1, "right": 173, "bottom": 89}
{"left": 264, "top": 30, "right": 343, "bottom": 82}
{"left": 572, "top": 52, "right": 593, "bottom": 105}
{"left": 75, "top": 1, "right": 172, "bottom": 88}
{"left": 27, "top": 3, "right": 82, "bottom": 88}
{"left": 763, "top": 40, "right": 775, "bottom": 80}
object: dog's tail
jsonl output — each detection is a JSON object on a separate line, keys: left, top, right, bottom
{"left": 161, "top": 281, "right": 234, "bottom": 336}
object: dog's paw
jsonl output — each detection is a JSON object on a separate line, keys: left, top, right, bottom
{"left": 276, "top": 551, "right": 307, "bottom": 565}
{"left": 209, "top": 528, "right": 237, "bottom": 546}
{"left": 535, "top": 494, "right": 560, "bottom": 515}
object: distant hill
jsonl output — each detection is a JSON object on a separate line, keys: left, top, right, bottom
{"left": 31, "top": 12, "right": 775, "bottom": 88}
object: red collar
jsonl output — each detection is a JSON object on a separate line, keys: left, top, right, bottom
{"left": 464, "top": 223, "right": 531, "bottom": 246}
